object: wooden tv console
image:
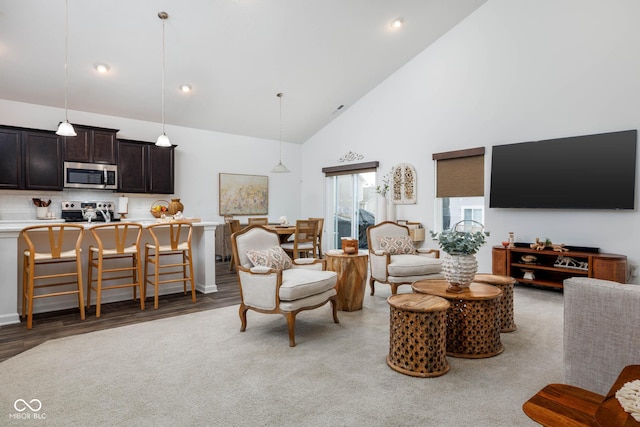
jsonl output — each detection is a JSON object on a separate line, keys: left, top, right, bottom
{"left": 492, "top": 246, "right": 627, "bottom": 289}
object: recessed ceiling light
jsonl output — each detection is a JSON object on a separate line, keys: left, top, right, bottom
{"left": 180, "top": 84, "right": 192, "bottom": 93}
{"left": 94, "top": 63, "right": 110, "bottom": 73}
{"left": 390, "top": 17, "right": 404, "bottom": 29}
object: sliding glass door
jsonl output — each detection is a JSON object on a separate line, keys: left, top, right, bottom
{"left": 326, "top": 172, "right": 376, "bottom": 250}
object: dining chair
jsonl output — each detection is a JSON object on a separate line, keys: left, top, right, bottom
{"left": 281, "top": 219, "right": 319, "bottom": 259}
{"left": 309, "top": 217, "right": 324, "bottom": 258}
{"left": 248, "top": 217, "right": 269, "bottom": 225}
{"left": 144, "top": 221, "right": 196, "bottom": 309}
{"left": 20, "top": 224, "right": 86, "bottom": 329}
{"left": 86, "top": 222, "right": 144, "bottom": 317}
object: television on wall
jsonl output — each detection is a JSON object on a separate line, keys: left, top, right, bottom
{"left": 489, "top": 130, "right": 637, "bottom": 210}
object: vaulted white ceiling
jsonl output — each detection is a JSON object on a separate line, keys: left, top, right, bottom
{"left": 0, "top": 0, "right": 486, "bottom": 143}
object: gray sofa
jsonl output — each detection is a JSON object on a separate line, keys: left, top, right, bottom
{"left": 563, "top": 277, "right": 640, "bottom": 395}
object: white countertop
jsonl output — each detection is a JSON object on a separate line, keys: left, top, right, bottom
{"left": 0, "top": 219, "right": 219, "bottom": 232}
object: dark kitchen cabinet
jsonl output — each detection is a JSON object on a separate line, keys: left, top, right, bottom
{"left": 24, "top": 130, "right": 63, "bottom": 190}
{"left": 0, "top": 127, "right": 23, "bottom": 189}
{"left": 64, "top": 125, "right": 118, "bottom": 164}
{"left": 118, "top": 139, "right": 174, "bottom": 194}
{"left": 0, "top": 126, "right": 62, "bottom": 190}
{"left": 148, "top": 144, "right": 175, "bottom": 194}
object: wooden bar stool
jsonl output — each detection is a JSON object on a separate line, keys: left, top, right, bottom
{"left": 144, "top": 221, "right": 196, "bottom": 309}
{"left": 87, "top": 223, "right": 144, "bottom": 317}
{"left": 20, "top": 224, "right": 86, "bottom": 329}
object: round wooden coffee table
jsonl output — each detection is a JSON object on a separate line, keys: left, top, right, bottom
{"left": 412, "top": 280, "right": 503, "bottom": 358}
{"left": 474, "top": 273, "right": 517, "bottom": 332}
{"left": 387, "top": 293, "right": 450, "bottom": 377}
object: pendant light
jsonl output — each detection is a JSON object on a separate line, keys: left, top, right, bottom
{"left": 271, "top": 92, "right": 290, "bottom": 173}
{"left": 156, "top": 11, "right": 171, "bottom": 147}
{"left": 56, "top": 0, "right": 76, "bottom": 137}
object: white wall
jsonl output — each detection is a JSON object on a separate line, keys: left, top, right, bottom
{"left": 301, "top": 0, "right": 640, "bottom": 282}
{"left": 0, "top": 99, "right": 301, "bottom": 223}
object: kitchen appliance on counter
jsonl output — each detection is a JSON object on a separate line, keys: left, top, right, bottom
{"left": 63, "top": 162, "right": 118, "bottom": 190}
{"left": 61, "top": 201, "right": 116, "bottom": 223}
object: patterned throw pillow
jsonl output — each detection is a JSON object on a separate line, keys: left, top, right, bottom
{"left": 246, "top": 246, "right": 293, "bottom": 270}
{"left": 377, "top": 236, "right": 416, "bottom": 255}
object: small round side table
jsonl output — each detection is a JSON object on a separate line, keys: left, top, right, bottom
{"left": 387, "top": 293, "right": 450, "bottom": 377}
{"left": 474, "top": 273, "right": 517, "bottom": 332}
{"left": 324, "top": 250, "right": 368, "bottom": 311}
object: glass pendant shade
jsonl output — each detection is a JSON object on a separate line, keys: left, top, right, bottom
{"left": 56, "top": 121, "right": 76, "bottom": 137}
{"left": 156, "top": 133, "right": 171, "bottom": 147}
{"left": 271, "top": 160, "right": 290, "bottom": 173}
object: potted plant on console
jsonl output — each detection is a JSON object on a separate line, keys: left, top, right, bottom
{"left": 431, "top": 220, "right": 490, "bottom": 293}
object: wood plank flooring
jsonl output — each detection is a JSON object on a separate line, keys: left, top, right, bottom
{"left": 0, "top": 260, "right": 241, "bottom": 363}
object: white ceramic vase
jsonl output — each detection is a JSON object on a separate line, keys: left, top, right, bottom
{"left": 442, "top": 253, "right": 478, "bottom": 293}
{"left": 386, "top": 200, "right": 396, "bottom": 223}
{"left": 376, "top": 196, "right": 387, "bottom": 223}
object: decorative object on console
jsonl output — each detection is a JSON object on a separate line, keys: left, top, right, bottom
{"left": 520, "top": 255, "right": 537, "bottom": 264}
{"left": 390, "top": 163, "right": 417, "bottom": 204}
{"left": 508, "top": 231, "right": 515, "bottom": 248}
{"left": 168, "top": 198, "right": 184, "bottom": 215}
{"left": 522, "top": 270, "right": 535, "bottom": 280}
{"left": 430, "top": 220, "right": 489, "bottom": 293}
{"left": 530, "top": 237, "right": 569, "bottom": 252}
{"left": 554, "top": 255, "right": 588, "bottom": 270}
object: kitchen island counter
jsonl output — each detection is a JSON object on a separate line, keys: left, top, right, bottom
{"left": 0, "top": 219, "right": 220, "bottom": 326}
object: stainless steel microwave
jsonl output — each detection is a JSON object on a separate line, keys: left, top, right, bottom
{"left": 63, "top": 161, "right": 118, "bottom": 190}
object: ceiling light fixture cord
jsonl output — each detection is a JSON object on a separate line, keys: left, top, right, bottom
{"left": 64, "top": 0, "right": 69, "bottom": 121}
{"left": 56, "top": 0, "right": 76, "bottom": 136}
{"left": 161, "top": 13, "right": 166, "bottom": 136}
{"left": 156, "top": 12, "right": 171, "bottom": 147}
{"left": 271, "top": 92, "right": 290, "bottom": 173}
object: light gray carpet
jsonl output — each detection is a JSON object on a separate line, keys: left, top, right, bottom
{"left": 0, "top": 285, "right": 563, "bottom": 426}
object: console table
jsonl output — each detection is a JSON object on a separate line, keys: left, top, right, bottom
{"left": 492, "top": 246, "right": 627, "bottom": 289}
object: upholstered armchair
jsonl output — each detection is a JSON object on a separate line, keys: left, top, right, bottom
{"left": 231, "top": 225, "right": 339, "bottom": 347}
{"left": 366, "top": 221, "right": 443, "bottom": 295}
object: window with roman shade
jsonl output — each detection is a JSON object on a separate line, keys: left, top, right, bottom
{"left": 433, "top": 147, "right": 485, "bottom": 230}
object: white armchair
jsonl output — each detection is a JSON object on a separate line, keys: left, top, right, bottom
{"left": 231, "top": 225, "right": 339, "bottom": 347}
{"left": 366, "top": 221, "right": 443, "bottom": 295}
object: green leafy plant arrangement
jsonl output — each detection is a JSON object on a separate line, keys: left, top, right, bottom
{"left": 430, "top": 221, "right": 490, "bottom": 255}
{"left": 375, "top": 172, "right": 390, "bottom": 197}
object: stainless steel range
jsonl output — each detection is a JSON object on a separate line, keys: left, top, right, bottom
{"left": 61, "top": 200, "right": 115, "bottom": 223}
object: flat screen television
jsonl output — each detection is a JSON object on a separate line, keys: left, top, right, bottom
{"left": 489, "top": 130, "right": 637, "bottom": 209}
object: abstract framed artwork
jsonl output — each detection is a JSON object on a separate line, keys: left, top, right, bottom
{"left": 219, "top": 173, "right": 269, "bottom": 215}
